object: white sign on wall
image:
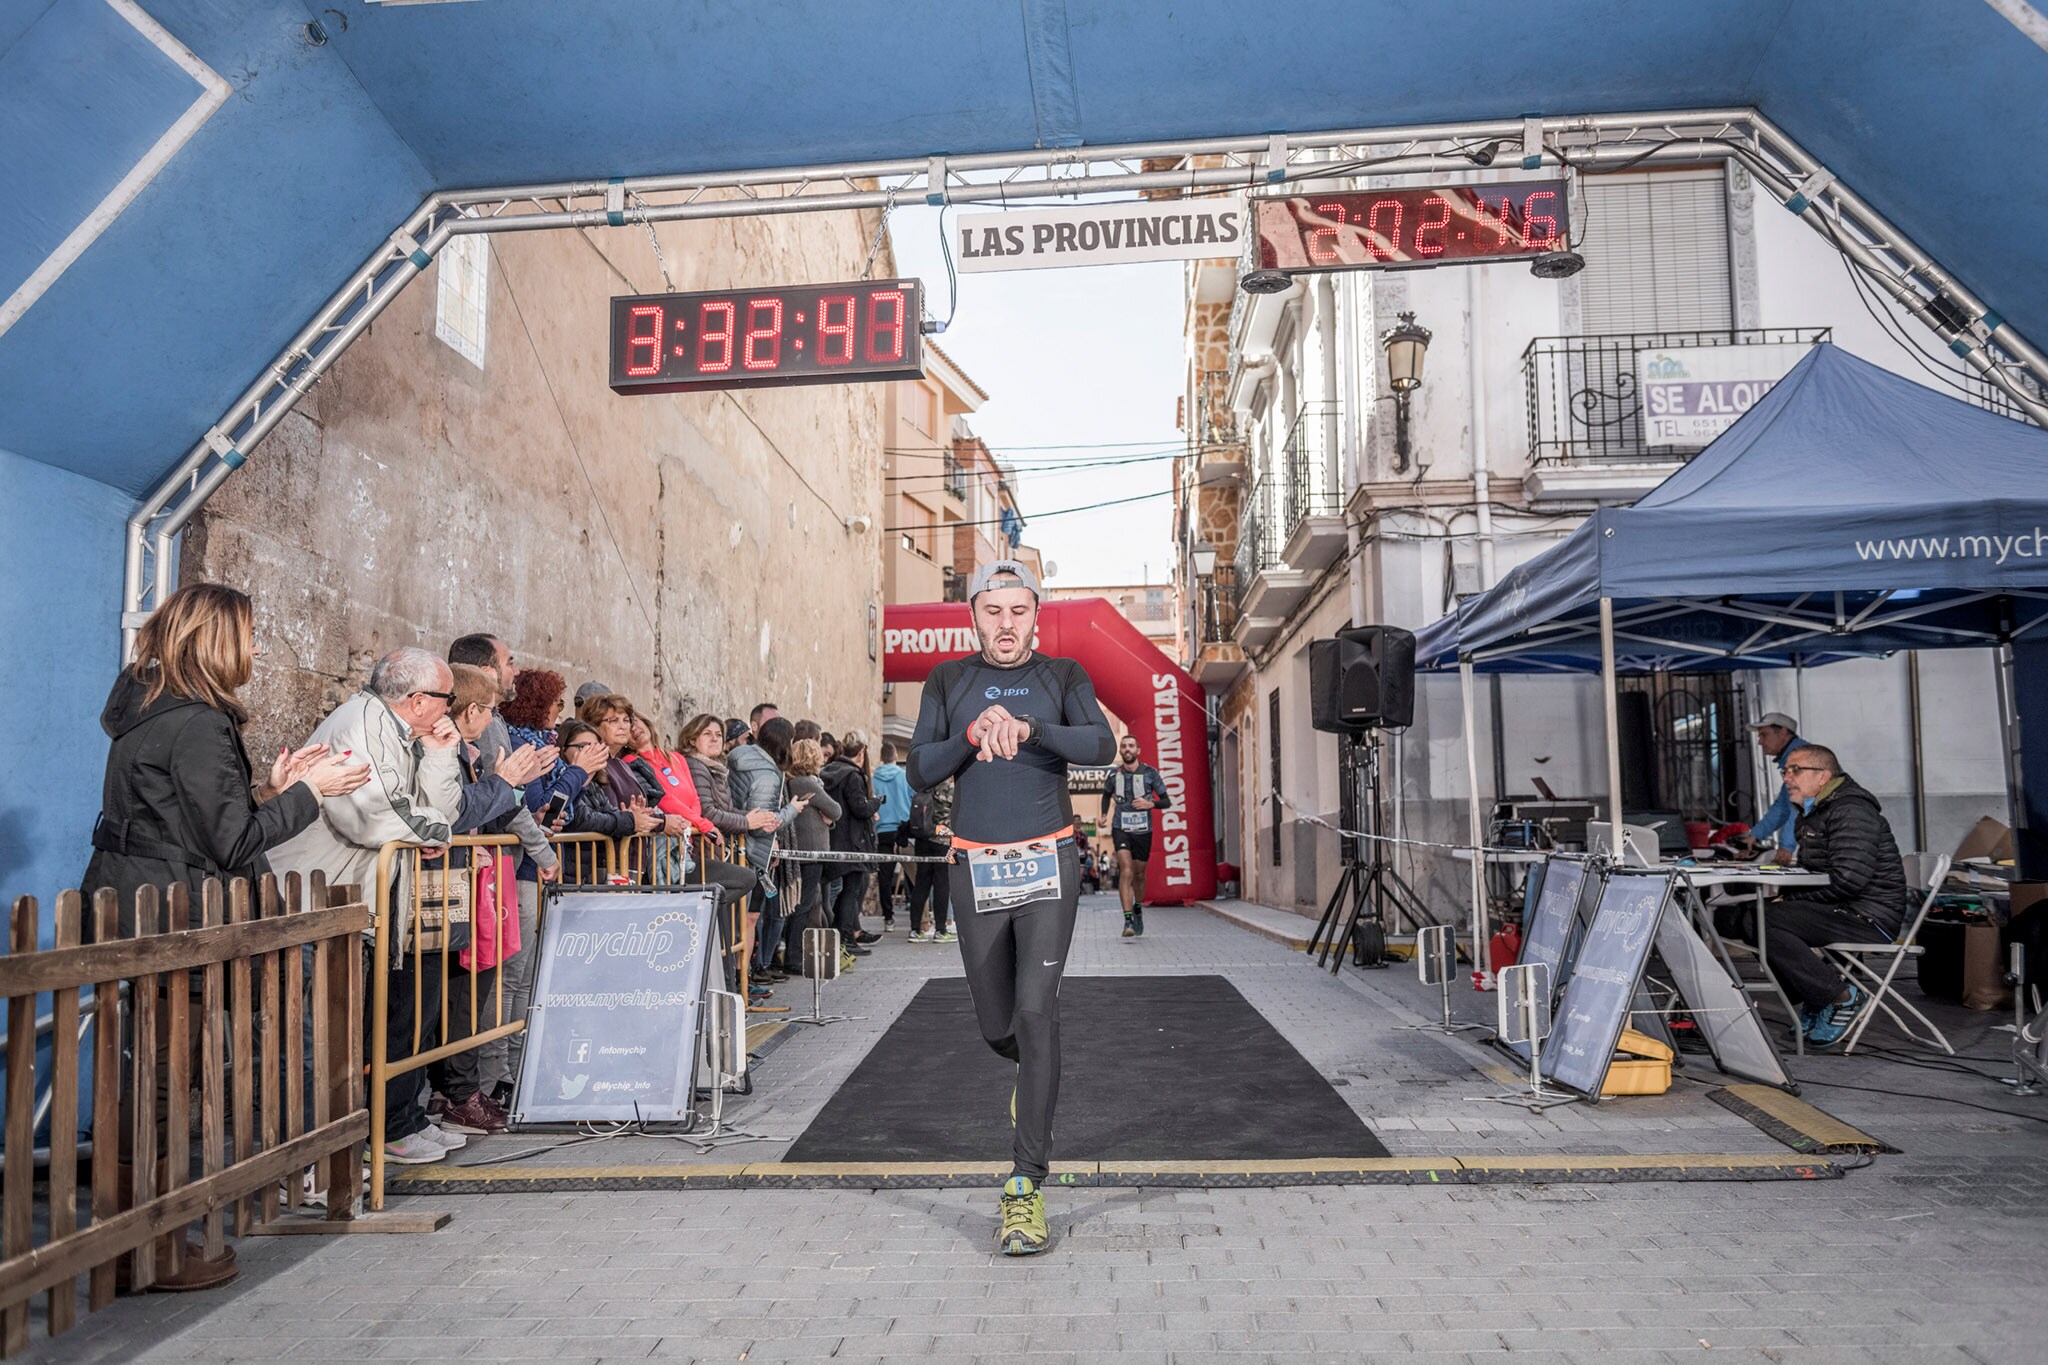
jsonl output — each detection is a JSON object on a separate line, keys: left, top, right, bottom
{"left": 954, "top": 198, "right": 1247, "bottom": 273}
{"left": 1637, "top": 343, "right": 1814, "bottom": 444}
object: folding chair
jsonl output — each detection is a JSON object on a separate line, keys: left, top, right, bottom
{"left": 1825, "top": 852, "right": 1954, "bottom": 1056}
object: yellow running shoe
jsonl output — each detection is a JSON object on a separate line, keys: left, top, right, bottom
{"left": 998, "top": 1176, "right": 1048, "bottom": 1256}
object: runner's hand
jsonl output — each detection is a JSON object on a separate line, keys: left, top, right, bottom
{"left": 969, "top": 705, "right": 1016, "bottom": 747}
{"left": 977, "top": 717, "right": 1031, "bottom": 761}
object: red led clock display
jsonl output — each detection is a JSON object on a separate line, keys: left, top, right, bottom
{"left": 1253, "top": 181, "right": 1568, "bottom": 272}
{"left": 608, "top": 280, "right": 923, "bottom": 394}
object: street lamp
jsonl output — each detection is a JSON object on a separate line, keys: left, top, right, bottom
{"left": 1380, "top": 311, "right": 1432, "bottom": 474}
{"left": 1190, "top": 540, "right": 1218, "bottom": 578}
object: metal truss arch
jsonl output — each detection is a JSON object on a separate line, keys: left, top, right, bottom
{"left": 121, "top": 108, "right": 2048, "bottom": 653}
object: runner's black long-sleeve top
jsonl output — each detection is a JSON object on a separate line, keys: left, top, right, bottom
{"left": 908, "top": 652, "right": 1115, "bottom": 844}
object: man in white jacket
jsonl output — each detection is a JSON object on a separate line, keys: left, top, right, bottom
{"left": 271, "top": 646, "right": 464, "bottom": 1165}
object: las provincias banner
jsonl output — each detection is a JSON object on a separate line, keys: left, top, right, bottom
{"left": 954, "top": 198, "right": 1247, "bottom": 273}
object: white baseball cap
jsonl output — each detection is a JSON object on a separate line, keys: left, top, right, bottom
{"left": 1748, "top": 711, "right": 1798, "bottom": 732}
{"left": 966, "top": 559, "right": 1041, "bottom": 602}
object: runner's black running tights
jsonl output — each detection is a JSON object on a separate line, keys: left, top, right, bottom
{"left": 949, "top": 841, "right": 1081, "bottom": 1183}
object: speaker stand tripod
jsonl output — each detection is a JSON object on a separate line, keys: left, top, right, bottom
{"left": 1308, "top": 731, "right": 1402, "bottom": 972}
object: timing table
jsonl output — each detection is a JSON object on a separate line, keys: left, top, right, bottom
{"left": 1670, "top": 865, "right": 1831, "bottom": 1057}
{"left": 1453, "top": 846, "right": 1550, "bottom": 938}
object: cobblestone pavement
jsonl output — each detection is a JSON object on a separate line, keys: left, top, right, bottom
{"left": 30, "top": 893, "right": 2048, "bottom": 1364}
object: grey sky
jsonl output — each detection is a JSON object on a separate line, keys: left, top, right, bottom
{"left": 888, "top": 206, "right": 1183, "bottom": 587}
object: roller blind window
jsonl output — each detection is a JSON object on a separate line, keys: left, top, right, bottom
{"left": 1577, "top": 170, "right": 1733, "bottom": 334}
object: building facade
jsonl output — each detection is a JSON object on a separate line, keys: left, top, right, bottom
{"left": 187, "top": 205, "right": 893, "bottom": 758}
{"left": 1174, "top": 157, "right": 2022, "bottom": 921}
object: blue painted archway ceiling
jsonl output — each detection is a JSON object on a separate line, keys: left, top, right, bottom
{"left": 1, "top": 0, "right": 2044, "bottom": 494}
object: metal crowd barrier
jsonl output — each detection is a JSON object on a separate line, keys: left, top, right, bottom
{"left": 366, "top": 835, "right": 521, "bottom": 1209}
{"left": 547, "top": 832, "right": 616, "bottom": 885}
{"left": 361, "top": 825, "right": 914, "bottom": 1201}
{"left": 614, "top": 831, "right": 697, "bottom": 887}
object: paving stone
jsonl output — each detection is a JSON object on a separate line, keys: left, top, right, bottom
{"left": 20, "top": 896, "right": 2048, "bottom": 1364}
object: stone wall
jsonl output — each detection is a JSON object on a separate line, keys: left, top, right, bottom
{"left": 187, "top": 209, "right": 889, "bottom": 755}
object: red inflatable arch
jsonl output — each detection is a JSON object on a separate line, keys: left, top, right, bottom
{"left": 883, "top": 599, "right": 1216, "bottom": 903}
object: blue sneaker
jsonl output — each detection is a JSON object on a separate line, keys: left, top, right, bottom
{"left": 1805, "top": 984, "right": 1867, "bottom": 1048}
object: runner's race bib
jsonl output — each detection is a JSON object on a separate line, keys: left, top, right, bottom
{"left": 964, "top": 837, "right": 1063, "bottom": 914}
{"left": 1117, "top": 808, "right": 1150, "bottom": 833}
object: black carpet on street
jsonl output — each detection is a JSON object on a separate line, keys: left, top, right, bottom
{"left": 784, "top": 974, "right": 1388, "bottom": 1163}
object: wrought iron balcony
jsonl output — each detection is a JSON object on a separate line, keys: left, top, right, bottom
{"left": 1231, "top": 468, "right": 1281, "bottom": 610}
{"left": 1281, "top": 401, "right": 1345, "bottom": 532}
{"left": 1199, "top": 565, "right": 1239, "bottom": 644}
{"left": 1522, "top": 328, "right": 1831, "bottom": 466}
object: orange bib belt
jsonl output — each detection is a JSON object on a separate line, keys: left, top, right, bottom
{"left": 952, "top": 824, "right": 1074, "bottom": 852}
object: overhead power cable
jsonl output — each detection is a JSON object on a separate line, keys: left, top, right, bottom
{"left": 886, "top": 449, "right": 1190, "bottom": 482}
{"left": 884, "top": 486, "right": 1170, "bottom": 533}
{"left": 884, "top": 438, "right": 1226, "bottom": 462}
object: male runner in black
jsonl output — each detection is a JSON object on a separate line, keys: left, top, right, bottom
{"left": 908, "top": 558, "right": 1113, "bottom": 1256}
{"left": 1101, "top": 734, "right": 1171, "bottom": 937}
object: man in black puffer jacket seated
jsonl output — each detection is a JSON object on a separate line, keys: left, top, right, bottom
{"left": 1715, "top": 743, "right": 1910, "bottom": 1049}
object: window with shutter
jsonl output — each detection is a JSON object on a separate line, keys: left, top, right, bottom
{"left": 1578, "top": 169, "right": 1733, "bottom": 334}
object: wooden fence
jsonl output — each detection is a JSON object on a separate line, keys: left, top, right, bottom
{"left": 0, "top": 874, "right": 371, "bottom": 1358}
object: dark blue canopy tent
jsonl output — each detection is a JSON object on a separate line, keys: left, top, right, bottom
{"left": 1416, "top": 345, "right": 2048, "bottom": 943}
{"left": 1418, "top": 344, "right": 2048, "bottom": 673}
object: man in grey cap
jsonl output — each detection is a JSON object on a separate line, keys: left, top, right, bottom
{"left": 1747, "top": 712, "right": 1808, "bottom": 858}
{"left": 908, "top": 558, "right": 1114, "bottom": 1256}
{"left": 573, "top": 680, "right": 613, "bottom": 711}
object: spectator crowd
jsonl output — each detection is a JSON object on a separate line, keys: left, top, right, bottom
{"left": 81, "top": 582, "right": 956, "bottom": 1214}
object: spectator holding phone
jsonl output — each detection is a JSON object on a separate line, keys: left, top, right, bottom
{"left": 475, "top": 670, "right": 579, "bottom": 1106}
{"left": 436, "top": 663, "right": 555, "bottom": 1135}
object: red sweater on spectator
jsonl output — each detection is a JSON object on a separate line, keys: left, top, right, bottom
{"left": 635, "top": 747, "right": 717, "bottom": 835}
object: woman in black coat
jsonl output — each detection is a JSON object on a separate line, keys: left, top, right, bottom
{"left": 821, "top": 730, "right": 881, "bottom": 945}
{"left": 78, "top": 582, "right": 366, "bottom": 1292}
{"left": 82, "top": 583, "right": 368, "bottom": 929}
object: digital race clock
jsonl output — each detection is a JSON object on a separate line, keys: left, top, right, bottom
{"left": 1253, "top": 181, "right": 1567, "bottom": 273}
{"left": 608, "top": 280, "right": 923, "bottom": 395}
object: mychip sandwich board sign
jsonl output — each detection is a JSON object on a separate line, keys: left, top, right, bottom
{"left": 514, "top": 888, "right": 719, "bottom": 1124}
{"left": 1542, "top": 870, "right": 1673, "bottom": 1098}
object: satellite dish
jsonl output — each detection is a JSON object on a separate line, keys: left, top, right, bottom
{"left": 1044, "top": 561, "right": 1059, "bottom": 578}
